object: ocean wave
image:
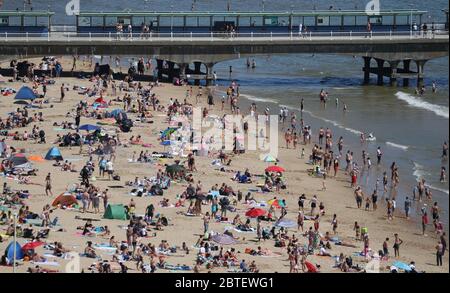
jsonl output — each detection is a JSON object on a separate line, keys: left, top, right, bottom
{"left": 386, "top": 141, "right": 409, "bottom": 151}
{"left": 412, "top": 162, "right": 449, "bottom": 195}
{"left": 395, "top": 91, "right": 449, "bottom": 119}
{"left": 240, "top": 94, "right": 279, "bottom": 105}
{"left": 278, "top": 105, "right": 366, "bottom": 137}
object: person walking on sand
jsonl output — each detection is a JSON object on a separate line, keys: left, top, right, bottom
{"left": 393, "top": 233, "right": 403, "bottom": 258}
{"left": 436, "top": 240, "right": 444, "bottom": 266}
{"left": 45, "top": 173, "right": 53, "bottom": 196}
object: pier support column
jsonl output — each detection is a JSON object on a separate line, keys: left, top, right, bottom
{"left": 156, "top": 59, "right": 164, "bottom": 81}
{"left": 363, "top": 57, "right": 371, "bottom": 84}
{"left": 415, "top": 60, "right": 427, "bottom": 88}
{"left": 375, "top": 58, "right": 385, "bottom": 86}
{"left": 167, "top": 61, "right": 175, "bottom": 82}
{"left": 194, "top": 62, "right": 202, "bottom": 86}
{"left": 389, "top": 60, "right": 400, "bottom": 86}
{"left": 178, "top": 63, "right": 187, "bottom": 80}
{"left": 205, "top": 63, "right": 215, "bottom": 87}
{"left": 402, "top": 60, "right": 411, "bottom": 87}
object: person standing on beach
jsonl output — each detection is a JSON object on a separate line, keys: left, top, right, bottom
{"left": 436, "top": 241, "right": 444, "bottom": 266}
{"left": 422, "top": 210, "right": 429, "bottom": 236}
{"left": 354, "top": 187, "right": 363, "bottom": 209}
{"left": 376, "top": 147, "right": 383, "bottom": 165}
{"left": 393, "top": 233, "right": 403, "bottom": 258}
{"left": 60, "top": 83, "right": 65, "bottom": 103}
{"left": 203, "top": 212, "right": 210, "bottom": 233}
{"left": 404, "top": 197, "right": 411, "bottom": 219}
{"left": 45, "top": 173, "right": 53, "bottom": 196}
{"left": 442, "top": 141, "right": 448, "bottom": 160}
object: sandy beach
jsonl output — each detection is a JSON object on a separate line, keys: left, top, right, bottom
{"left": 0, "top": 56, "right": 448, "bottom": 273}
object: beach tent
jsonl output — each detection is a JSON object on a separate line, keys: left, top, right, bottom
{"left": 14, "top": 86, "right": 37, "bottom": 101}
{"left": 103, "top": 204, "right": 128, "bottom": 220}
{"left": 5, "top": 241, "right": 24, "bottom": 264}
{"left": 8, "top": 155, "right": 29, "bottom": 167}
{"left": 45, "top": 147, "right": 63, "bottom": 161}
{"left": 262, "top": 154, "right": 277, "bottom": 163}
{"left": 52, "top": 193, "right": 78, "bottom": 207}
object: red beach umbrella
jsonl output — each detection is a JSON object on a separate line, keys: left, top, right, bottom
{"left": 265, "top": 166, "right": 285, "bottom": 173}
{"left": 22, "top": 241, "right": 45, "bottom": 251}
{"left": 245, "top": 208, "right": 266, "bottom": 218}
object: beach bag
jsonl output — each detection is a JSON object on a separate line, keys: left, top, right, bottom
{"left": 113, "top": 174, "right": 121, "bottom": 181}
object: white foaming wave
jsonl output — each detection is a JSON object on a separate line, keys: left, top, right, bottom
{"left": 278, "top": 105, "right": 367, "bottom": 137}
{"left": 412, "top": 162, "right": 449, "bottom": 195}
{"left": 395, "top": 91, "right": 449, "bottom": 119}
{"left": 240, "top": 94, "right": 279, "bottom": 104}
{"left": 386, "top": 141, "right": 409, "bottom": 151}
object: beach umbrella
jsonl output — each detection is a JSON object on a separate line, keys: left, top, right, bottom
{"left": 79, "top": 124, "right": 101, "bottom": 132}
{"left": 211, "top": 234, "right": 237, "bottom": 245}
{"left": 265, "top": 165, "right": 285, "bottom": 173}
{"left": 160, "top": 140, "right": 173, "bottom": 146}
{"left": 275, "top": 218, "right": 296, "bottom": 228}
{"left": 262, "top": 154, "right": 277, "bottom": 163}
{"left": 305, "top": 261, "right": 318, "bottom": 273}
{"left": 21, "top": 241, "right": 45, "bottom": 251}
{"left": 245, "top": 208, "right": 266, "bottom": 218}
{"left": 28, "top": 155, "right": 44, "bottom": 162}
{"left": 267, "top": 199, "right": 286, "bottom": 208}
{"left": 94, "top": 97, "right": 106, "bottom": 104}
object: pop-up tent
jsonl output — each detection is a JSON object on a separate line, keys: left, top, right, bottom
{"left": 5, "top": 241, "right": 24, "bottom": 264}
{"left": 7, "top": 155, "right": 29, "bottom": 167}
{"left": 45, "top": 147, "right": 63, "bottom": 161}
{"left": 52, "top": 193, "right": 78, "bottom": 207}
{"left": 103, "top": 204, "right": 128, "bottom": 220}
{"left": 14, "top": 86, "right": 37, "bottom": 101}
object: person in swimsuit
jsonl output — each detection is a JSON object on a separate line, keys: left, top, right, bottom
{"left": 393, "top": 233, "right": 403, "bottom": 257}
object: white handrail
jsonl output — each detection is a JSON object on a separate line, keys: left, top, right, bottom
{"left": 0, "top": 31, "right": 447, "bottom": 42}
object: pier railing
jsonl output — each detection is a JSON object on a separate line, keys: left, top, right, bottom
{"left": 1, "top": 30, "right": 448, "bottom": 42}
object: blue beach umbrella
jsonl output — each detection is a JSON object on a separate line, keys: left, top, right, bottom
{"left": 79, "top": 124, "right": 101, "bottom": 132}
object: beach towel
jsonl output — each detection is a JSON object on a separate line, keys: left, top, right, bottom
{"left": 232, "top": 227, "right": 255, "bottom": 233}
{"left": 392, "top": 261, "right": 412, "bottom": 272}
{"left": 163, "top": 264, "right": 191, "bottom": 271}
{"left": 32, "top": 261, "right": 60, "bottom": 267}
